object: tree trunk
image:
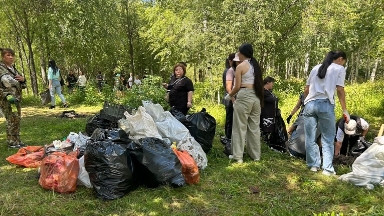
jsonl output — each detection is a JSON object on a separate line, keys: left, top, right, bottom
{"left": 370, "top": 58, "right": 380, "bottom": 82}
{"left": 354, "top": 51, "right": 360, "bottom": 83}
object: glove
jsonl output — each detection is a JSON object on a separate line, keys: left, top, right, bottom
{"left": 224, "top": 94, "right": 232, "bottom": 101}
{"left": 286, "top": 115, "right": 292, "bottom": 124}
{"left": 343, "top": 110, "right": 350, "bottom": 123}
{"left": 359, "top": 136, "right": 365, "bottom": 142}
{"left": 6, "top": 95, "right": 16, "bottom": 104}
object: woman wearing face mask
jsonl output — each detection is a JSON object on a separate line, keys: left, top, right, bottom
{"left": 162, "top": 63, "right": 194, "bottom": 115}
{"left": 0, "top": 48, "right": 27, "bottom": 148}
{"left": 224, "top": 43, "right": 264, "bottom": 163}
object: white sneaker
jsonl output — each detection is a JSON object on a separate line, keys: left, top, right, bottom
{"left": 229, "top": 155, "right": 234, "bottom": 159}
{"left": 236, "top": 159, "right": 243, "bottom": 164}
{"left": 310, "top": 167, "right": 318, "bottom": 172}
{"left": 322, "top": 170, "right": 336, "bottom": 176}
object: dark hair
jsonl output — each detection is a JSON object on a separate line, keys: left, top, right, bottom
{"left": 225, "top": 53, "right": 236, "bottom": 69}
{"left": 1, "top": 48, "right": 15, "bottom": 57}
{"left": 48, "top": 59, "right": 58, "bottom": 75}
{"left": 178, "top": 62, "right": 187, "bottom": 67}
{"left": 173, "top": 63, "right": 186, "bottom": 76}
{"left": 317, "top": 51, "right": 347, "bottom": 79}
{"left": 238, "top": 43, "right": 264, "bottom": 106}
{"left": 263, "top": 76, "right": 275, "bottom": 85}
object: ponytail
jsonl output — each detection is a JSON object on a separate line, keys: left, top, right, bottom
{"left": 317, "top": 51, "right": 347, "bottom": 79}
{"left": 250, "top": 57, "right": 264, "bottom": 107}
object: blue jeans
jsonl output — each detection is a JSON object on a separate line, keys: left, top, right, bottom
{"left": 50, "top": 80, "right": 66, "bottom": 106}
{"left": 303, "top": 99, "right": 335, "bottom": 173}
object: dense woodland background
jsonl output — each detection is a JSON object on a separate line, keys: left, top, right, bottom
{"left": 0, "top": 0, "right": 383, "bottom": 97}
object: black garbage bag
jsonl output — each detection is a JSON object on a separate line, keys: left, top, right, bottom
{"left": 267, "top": 109, "right": 288, "bottom": 152}
{"left": 184, "top": 108, "right": 216, "bottom": 153}
{"left": 85, "top": 114, "right": 118, "bottom": 136}
{"left": 99, "top": 101, "right": 132, "bottom": 122}
{"left": 127, "top": 137, "right": 185, "bottom": 188}
{"left": 84, "top": 129, "right": 138, "bottom": 200}
{"left": 350, "top": 140, "right": 373, "bottom": 156}
{"left": 170, "top": 106, "right": 186, "bottom": 123}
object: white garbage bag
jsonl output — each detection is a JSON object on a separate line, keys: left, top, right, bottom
{"left": 178, "top": 135, "right": 208, "bottom": 170}
{"left": 338, "top": 136, "right": 384, "bottom": 188}
{"left": 77, "top": 155, "right": 92, "bottom": 188}
{"left": 118, "top": 106, "right": 162, "bottom": 141}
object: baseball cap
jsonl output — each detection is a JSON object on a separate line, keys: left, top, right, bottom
{"left": 344, "top": 119, "right": 357, "bottom": 135}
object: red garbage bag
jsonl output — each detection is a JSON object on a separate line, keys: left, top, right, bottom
{"left": 6, "top": 146, "right": 45, "bottom": 168}
{"left": 173, "top": 149, "right": 200, "bottom": 184}
{"left": 39, "top": 151, "right": 79, "bottom": 193}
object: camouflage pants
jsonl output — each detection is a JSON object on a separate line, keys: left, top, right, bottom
{"left": 0, "top": 99, "right": 21, "bottom": 146}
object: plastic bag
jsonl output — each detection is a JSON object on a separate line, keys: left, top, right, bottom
{"left": 338, "top": 136, "right": 384, "bottom": 188}
{"left": 143, "top": 102, "right": 166, "bottom": 122}
{"left": 39, "top": 151, "right": 79, "bottom": 193}
{"left": 84, "top": 129, "right": 137, "bottom": 200}
{"left": 177, "top": 135, "right": 208, "bottom": 170}
{"left": 173, "top": 149, "right": 200, "bottom": 184}
{"left": 85, "top": 114, "right": 118, "bottom": 136}
{"left": 128, "top": 137, "right": 185, "bottom": 188}
{"left": 6, "top": 146, "right": 45, "bottom": 168}
{"left": 155, "top": 111, "right": 190, "bottom": 142}
{"left": 77, "top": 155, "right": 92, "bottom": 188}
{"left": 184, "top": 108, "right": 216, "bottom": 153}
{"left": 268, "top": 110, "right": 288, "bottom": 152}
{"left": 118, "top": 106, "right": 162, "bottom": 141}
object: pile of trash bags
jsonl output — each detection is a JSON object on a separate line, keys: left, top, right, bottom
{"left": 6, "top": 101, "right": 216, "bottom": 200}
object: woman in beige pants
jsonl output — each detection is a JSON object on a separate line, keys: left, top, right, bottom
{"left": 224, "top": 43, "right": 264, "bottom": 163}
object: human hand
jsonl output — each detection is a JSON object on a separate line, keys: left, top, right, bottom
{"left": 343, "top": 110, "right": 350, "bottom": 123}
{"left": 14, "top": 75, "right": 25, "bottom": 82}
{"left": 224, "top": 94, "right": 232, "bottom": 101}
{"left": 187, "top": 102, "right": 192, "bottom": 108}
{"left": 286, "top": 115, "right": 292, "bottom": 124}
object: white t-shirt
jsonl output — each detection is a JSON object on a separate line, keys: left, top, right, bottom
{"left": 304, "top": 63, "right": 346, "bottom": 105}
{"left": 134, "top": 79, "right": 141, "bottom": 85}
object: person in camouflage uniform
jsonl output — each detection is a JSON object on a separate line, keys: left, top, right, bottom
{"left": 0, "top": 48, "right": 27, "bottom": 148}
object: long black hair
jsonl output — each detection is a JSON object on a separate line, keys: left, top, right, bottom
{"left": 48, "top": 59, "right": 58, "bottom": 75}
{"left": 238, "top": 43, "right": 264, "bottom": 106}
{"left": 317, "top": 51, "right": 347, "bottom": 79}
{"left": 226, "top": 53, "right": 235, "bottom": 69}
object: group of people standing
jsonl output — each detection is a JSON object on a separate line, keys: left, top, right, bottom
{"left": 221, "top": 47, "right": 364, "bottom": 176}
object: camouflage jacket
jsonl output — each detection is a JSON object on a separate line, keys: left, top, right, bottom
{"left": 0, "top": 61, "right": 24, "bottom": 100}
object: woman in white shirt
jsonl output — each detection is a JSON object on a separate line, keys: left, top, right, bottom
{"left": 77, "top": 71, "right": 87, "bottom": 90}
{"left": 303, "top": 51, "right": 349, "bottom": 176}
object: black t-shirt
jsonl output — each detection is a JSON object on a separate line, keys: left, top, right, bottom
{"left": 67, "top": 74, "right": 77, "bottom": 86}
{"left": 168, "top": 76, "right": 194, "bottom": 114}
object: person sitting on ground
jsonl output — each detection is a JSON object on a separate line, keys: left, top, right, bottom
{"left": 335, "top": 115, "right": 369, "bottom": 156}
{"left": 286, "top": 91, "right": 305, "bottom": 135}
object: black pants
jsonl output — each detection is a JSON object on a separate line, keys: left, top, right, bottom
{"left": 224, "top": 100, "right": 233, "bottom": 139}
{"left": 340, "top": 135, "right": 359, "bottom": 155}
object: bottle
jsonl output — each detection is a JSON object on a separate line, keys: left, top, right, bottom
{"left": 6, "top": 95, "right": 18, "bottom": 113}
{"left": 171, "top": 142, "right": 177, "bottom": 149}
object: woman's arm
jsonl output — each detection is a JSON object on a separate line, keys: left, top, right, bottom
{"left": 187, "top": 91, "right": 193, "bottom": 108}
{"left": 290, "top": 98, "right": 302, "bottom": 116}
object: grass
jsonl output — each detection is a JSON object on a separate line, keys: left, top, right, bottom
{"left": 1, "top": 81, "right": 384, "bottom": 216}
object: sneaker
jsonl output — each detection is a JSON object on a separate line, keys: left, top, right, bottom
{"left": 236, "top": 159, "right": 243, "bottom": 164}
{"left": 8, "top": 142, "right": 26, "bottom": 149}
{"left": 322, "top": 170, "right": 336, "bottom": 176}
{"left": 228, "top": 155, "right": 234, "bottom": 159}
{"left": 62, "top": 103, "right": 69, "bottom": 108}
{"left": 310, "top": 167, "right": 318, "bottom": 172}
{"left": 49, "top": 105, "right": 55, "bottom": 109}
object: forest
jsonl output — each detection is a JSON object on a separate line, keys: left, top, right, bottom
{"left": 0, "top": 0, "right": 383, "bottom": 97}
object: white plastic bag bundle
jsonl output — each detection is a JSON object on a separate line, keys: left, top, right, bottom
{"left": 77, "top": 155, "right": 92, "bottom": 188}
{"left": 155, "top": 111, "right": 190, "bottom": 142}
{"left": 143, "top": 102, "right": 166, "bottom": 122}
{"left": 67, "top": 132, "right": 90, "bottom": 152}
{"left": 118, "top": 106, "right": 162, "bottom": 141}
{"left": 177, "top": 135, "right": 208, "bottom": 170}
{"left": 338, "top": 136, "right": 384, "bottom": 188}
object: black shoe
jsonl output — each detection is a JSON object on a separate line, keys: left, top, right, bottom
{"left": 62, "top": 103, "right": 69, "bottom": 108}
{"left": 8, "top": 142, "right": 26, "bottom": 149}
{"left": 49, "top": 105, "right": 55, "bottom": 109}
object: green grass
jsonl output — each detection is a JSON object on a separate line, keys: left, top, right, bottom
{"left": 1, "top": 81, "right": 384, "bottom": 216}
